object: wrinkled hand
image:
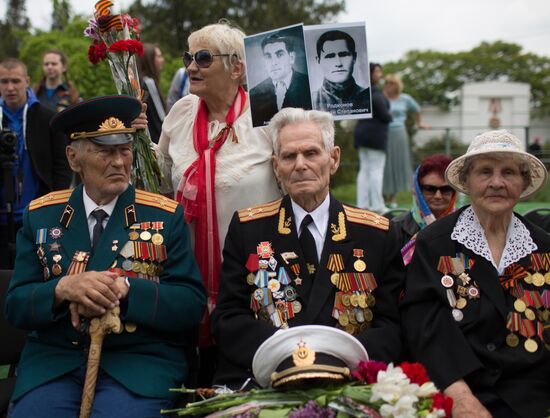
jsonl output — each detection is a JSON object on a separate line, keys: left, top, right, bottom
{"left": 444, "top": 380, "right": 492, "bottom": 418}
{"left": 67, "top": 275, "right": 130, "bottom": 329}
{"left": 55, "top": 270, "right": 120, "bottom": 315}
{"left": 131, "top": 102, "right": 148, "bottom": 130}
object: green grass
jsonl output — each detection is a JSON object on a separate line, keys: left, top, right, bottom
{"left": 333, "top": 181, "right": 550, "bottom": 214}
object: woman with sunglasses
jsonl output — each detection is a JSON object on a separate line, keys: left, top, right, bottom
{"left": 392, "top": 154, "right": 457, "bottom": 266}
{"left": 401, "top": 131, "right": 550, "bottom": 418}
{"left": 156, "top": 21, "right": 281, "bottom": 386}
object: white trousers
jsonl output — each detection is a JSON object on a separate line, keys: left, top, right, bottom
{"left": 356, "top": 147, "right": 386, "bottom": 212}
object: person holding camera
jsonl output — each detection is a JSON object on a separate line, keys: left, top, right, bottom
{"left": 0, "top": 58, "right": 72, "bottom": 268}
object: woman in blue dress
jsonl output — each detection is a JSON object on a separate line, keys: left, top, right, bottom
{"left": 382, "top": 74, "right": 429, "bottom": 207}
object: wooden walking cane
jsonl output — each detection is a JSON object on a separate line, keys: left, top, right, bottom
{"left": 79, "top": 307, "right": 123, "bottom": 418}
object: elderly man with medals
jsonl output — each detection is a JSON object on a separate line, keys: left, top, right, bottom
{"left": 4, "top": 95, "right": 206, "bottom": 418}
{"left": 211, "top": 107, "right": 405, "bottom": 389}
{"left": 401, "top": 130, "right": 550, "bottom": 418}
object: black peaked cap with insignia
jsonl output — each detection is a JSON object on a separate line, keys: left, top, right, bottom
{"left": 51, "top": 95, "right": 141, "bottom": 145}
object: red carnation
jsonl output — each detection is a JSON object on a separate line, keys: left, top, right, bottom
{"left": 399, "top": 362, "right": 430, "bottom": 385}
{"left": 352, "top": 360, "right": 387, "bottom": 384}
{"left": 88, "top": 41, "right": 107, "bottom": 65}
{"left": 431, "top": 392, "right": 453, "bottom": 418}
{"left": 108, "top": 40, "right": 144, "bottom": 56}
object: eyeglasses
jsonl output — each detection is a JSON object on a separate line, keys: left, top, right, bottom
{"left": 182, "top": 50, "right": 230, "bottom": 68}
{"left": 420, "top": 184, "right": 455, "bottom": 196}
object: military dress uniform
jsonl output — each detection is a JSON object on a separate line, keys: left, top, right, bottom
{"left": 401, "top": 207, "right": 550, "bottom": 417}
{"left": 211, "top": 194, "right": 405, "bottom": 387}
{"left": 5, "top": 182, "right": 206, "bottom": 402}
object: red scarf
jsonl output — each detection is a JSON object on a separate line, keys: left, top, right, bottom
{"left": 176, "top": 86, "right": 247, "bottom": 346}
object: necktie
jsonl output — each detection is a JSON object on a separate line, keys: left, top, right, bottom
{"left": 91, "top": 209, "right": 108, "bottom": 249}
{"left": 275, "top": 81, "right": 287, "bottom": 110}
{"left": 299, "top": 215, "right": 318, "bottom": 276}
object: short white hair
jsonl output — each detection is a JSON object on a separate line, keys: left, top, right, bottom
{"left": 187, "top": 21, "right": 246, "bottom": 83}
{"left": 268, "top": 107, "right": 335, "bottom": 155}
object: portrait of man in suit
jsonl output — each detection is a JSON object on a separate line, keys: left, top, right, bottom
{"left": 249, "top": 32, "right": 312, "bottom": 127}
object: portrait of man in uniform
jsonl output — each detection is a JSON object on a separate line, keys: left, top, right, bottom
{"left": 246, "top": 25, "right": 312, "bottom": 127}
{"left": 305, "top": 23, "right": 372, "bottom": 120}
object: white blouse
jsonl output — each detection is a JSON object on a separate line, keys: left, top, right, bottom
{"left": 156, "top": 94, "right": 281, "bottom": 249}
{"left": 451, "top": 206, "right": 537, "bottom": 274}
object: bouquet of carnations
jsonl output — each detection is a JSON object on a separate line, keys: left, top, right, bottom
{"left": 163, "top": 361, "right": 453, "bottom": 418}
{"left": 85, "top": 0, "right": 163, "bottom": 193}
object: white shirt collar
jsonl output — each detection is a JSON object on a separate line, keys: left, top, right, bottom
{"left": 83, "top": 187, "right": 119, "bottom": 219}
{"left": 272, "top": 70, "right": 293, "bottom": 91}
{"left": 290, "top": 193, "right": 330, "bottom": 240}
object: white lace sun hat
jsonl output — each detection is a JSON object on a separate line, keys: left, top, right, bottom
{"left": 445, "top": 129, "right": 548, "bottom": 199}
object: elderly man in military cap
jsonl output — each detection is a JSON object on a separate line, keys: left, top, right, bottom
{"left": 5, "top": 95, "right": 206, "bottom": 418}
{"left": 212, "top": 107, "right": 404, "bottom": 388}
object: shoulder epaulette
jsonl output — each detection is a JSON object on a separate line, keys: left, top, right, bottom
{"left": 238, "top": 198, "right": 282, "bottom": 223}
{"left": 29, "top": 189, "right": 73, "bottom": 211}
{"left": 135, "top": 189, "right": 179, "bottom": 213}
{"left": 343, "top": 204, "right": 389, "bottom": 231}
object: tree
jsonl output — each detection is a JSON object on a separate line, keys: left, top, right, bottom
{"left": 128, "top": 0, "right": 345, "bottom": 56}
{"left": 51, "top": 0, "right": 72, "bottom": 31}
{"left": 382, "top": 41, "right": 550, "bottom": 117}
{"left": 0, "top": 0, "right": 31, "bottom": 58}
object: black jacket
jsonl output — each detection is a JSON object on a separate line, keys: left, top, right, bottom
{"left": 249, "top": 71, "right": 312, "bottom": 127}
{"left": 401, "top": 207, "right": 550, "bottom": 417}
{"left": 354, "top": 85, "right": 392, "bottom": 150}
{"left": 212, "top": 194, "right": 405, "bottom": 388}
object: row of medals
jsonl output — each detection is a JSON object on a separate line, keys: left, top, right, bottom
{"left": 442, "top": 272, "right": 480, "bottom": 322}
{"left": 37, "top": 228, "right": 64, "bottom": 280}
{"left": 122, "top": 224, "right": 165, "bottom": 277}
{"left": 248, "top": 256, "right": 302, "bottom": 327}
{"left": 507, "top": 271, "right": 550, "bottom": 352}
{"left": 333, "top": 256, "right": 375, "bottom": 335}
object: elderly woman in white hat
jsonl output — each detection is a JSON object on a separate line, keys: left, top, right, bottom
{"left": 401, "top": 130, "right": 550, "bottom": 418}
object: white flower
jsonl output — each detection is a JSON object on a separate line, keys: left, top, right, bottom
{"left": 379, "top": 395, "right": 418, "bottom": 418}
{"left": 424, "top": 409, "right": 446, "bottom": 418}
{"left": 371, "top": 364, "right": 418, "bottom": 403}
{"left": 416, "top": 381, "right": 438, "bottom": 397}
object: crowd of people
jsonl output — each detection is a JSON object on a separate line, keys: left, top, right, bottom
{"left": 1, "top": 19, "right": 549, "bottom": 418}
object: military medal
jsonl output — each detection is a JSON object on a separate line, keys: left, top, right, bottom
{"left": 49, "top": 242, "right": 61, "bottom": 253}
{"left": 456, "top": 297, "right": 467, "bottom": 309}
{"left": 532, "top": 272, "right": 545, "bottom": 287}
{"left": 452, "top": 308, "right": 463, "bottom": 321}
{"left": 514, "top": 299, "right": 527, "bottom": 312}
{"left": 49, "top": 227, "right": 63, "bottom": 240}
{"left": 327, "top": 254, "right": 344, "bottom": 286}
{"left": 119, "top": 241, "right": 134, "bottom": 271}
{"left": 151, "top": 221, "right": 164, "bottom": 245}
{"left": 290, "top": 263, "right": 302, "bottom": 285}
{"left": 140, "top": 222, "right": 152, "bottom": 241}
{"left": 280, "top": 252, "right": 298, "bottom": 264}
{"left": 353, "top": 249, "right": 366, "bottom": 272}
{"left": 441, "top": 275, "right": 454, "bottom": 288}
{"left": 257, "top": 241, "right": 273, "bottom": 259}
{"left": 43, "top": 266, "right": 50, "bottom": 280}
{"left": 129, "top": 224, "right": 140, "bottom": 240}
{"left": 67, "top": 251, "right": 90, "bottom": 275}
{"left": 524, "top": 338, "right": 538, "bottom": 352}
{"left": 545, "top": 271, "right": 550, "bottom": 285}
{"left": 506, "top": 333, "right": 519, "bottom": 347}
{"left": 52, "top": 254, "right": 63, "bottom": 276}
{"left": 125, "top": 322, "right": 137, "bottom": 333}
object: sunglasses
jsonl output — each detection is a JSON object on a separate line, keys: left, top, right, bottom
{"left": 420, "top": 184, "right": 455, "bottom": 196}
{"left": 182, "top": 50, "right": 230, "bottom": 68}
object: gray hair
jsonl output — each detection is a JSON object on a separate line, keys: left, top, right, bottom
{"left": 269, "top": 108, "right": 335, "bottom": 155}
{"left": 458, "top": 153, "right": 532, "bottom": 191}
{"left": 187, "top": 21, "right": 246, "bottom": 83}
